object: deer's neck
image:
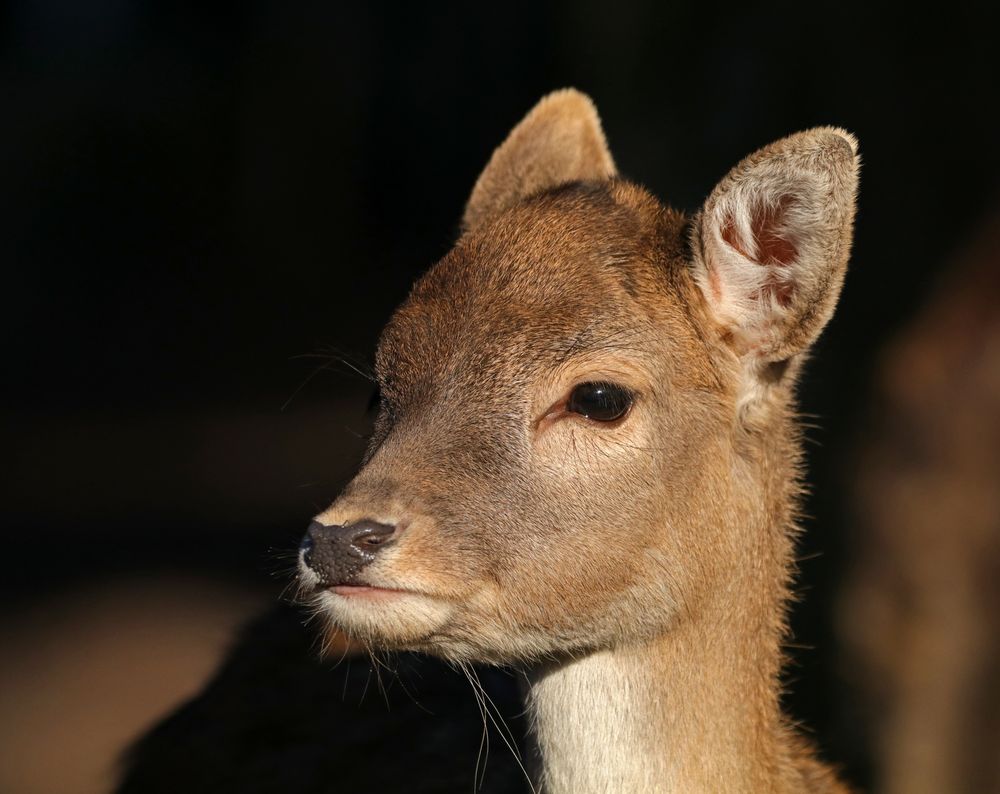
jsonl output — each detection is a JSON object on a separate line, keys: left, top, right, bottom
{"left": 525, "top": 580, "right": 793, "bottom": 793}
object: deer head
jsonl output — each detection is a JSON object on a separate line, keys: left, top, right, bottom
{"left": 297, "top": 89, "right": 859, "bottom": 672}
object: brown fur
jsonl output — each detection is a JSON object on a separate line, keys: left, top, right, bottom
{"left": 462, "top": 89, "right": 617, "bottom": 233}
{"left": 299, "top": 89, "right": 859, "bottom": 792}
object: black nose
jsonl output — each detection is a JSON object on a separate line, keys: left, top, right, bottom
{"left": 300, "top": 519, "right": 397, "bottom": 586}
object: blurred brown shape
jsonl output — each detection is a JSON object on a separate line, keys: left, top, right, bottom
{"left": 840, "top": 206, "right": 1000, "bottom": 794}
{"left": 0, "top": 578, "right": 263, "bottom": 794}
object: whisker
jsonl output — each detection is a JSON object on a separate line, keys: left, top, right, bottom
{"left": 281, "top": 347, "right": 375, "bottom": 411}
{"left": 467, "top": 665, "right": 536, "bottom": 794}
{"left": 451, "top": 660, "right": 491, "bottom": 791}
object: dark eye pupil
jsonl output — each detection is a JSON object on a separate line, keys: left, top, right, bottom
{"left": 567, "top": 381, "right": 634, "bottom": 422}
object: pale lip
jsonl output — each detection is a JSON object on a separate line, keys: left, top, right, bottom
{"left": 328, "top": 584, "right": 421, "bottom": 599}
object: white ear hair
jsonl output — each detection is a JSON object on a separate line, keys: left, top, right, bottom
{"left": 693, "top": 128, "right": 859, "bottom": 362}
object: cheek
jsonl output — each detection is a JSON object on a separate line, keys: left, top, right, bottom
{"left": 492, "top": 422, "right": 663, "bottom": 585}
{"left": 533, "top": 415, "right": 662, "bottom": 523}
{"left": 382, "top": 415, "right": 664, "bottom": 599}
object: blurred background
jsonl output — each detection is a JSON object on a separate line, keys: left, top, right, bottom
{"left": 2, "top": 2, "right": 998, "bottom": 792}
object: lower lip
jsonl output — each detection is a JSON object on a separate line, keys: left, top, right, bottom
{"left": 329, "top": 585, "right": 412, "bottom": 598}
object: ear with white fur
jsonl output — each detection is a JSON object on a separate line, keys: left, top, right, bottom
{"left": 462, "top": 89, "right": 617, "bottom": 233}
{"left": 691, "top": 128, "right": 860, "bottom": 364}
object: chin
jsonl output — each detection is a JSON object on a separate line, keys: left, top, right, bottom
{"left": 306, "top": 585, "right": 457, "bottom": 650}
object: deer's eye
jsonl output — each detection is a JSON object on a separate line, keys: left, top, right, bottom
{"left": 566, "top": 381, "right": 634, "bottom": 422}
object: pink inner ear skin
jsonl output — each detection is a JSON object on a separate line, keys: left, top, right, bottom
{"left": 720, "top": 195, "right": 798, "bottom": 308}
{"left": 752, "top": 196, "right": 798, "bottom": 267}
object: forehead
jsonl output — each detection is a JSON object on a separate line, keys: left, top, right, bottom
{"left": 376, "top": 182, "right": 691, "bottom": 396}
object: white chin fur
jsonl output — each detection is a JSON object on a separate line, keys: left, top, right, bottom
{"left": 311, "top": 587, "right": 455, "bottom": 647}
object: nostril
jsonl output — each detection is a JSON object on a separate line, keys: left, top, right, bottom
{"left": 299, "top": 519, "right": 395, "bottom": 587}
{"left": 347, "top": 520, "right": 397, "bottom": 553}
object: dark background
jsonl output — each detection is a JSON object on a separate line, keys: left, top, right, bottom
{"left": 3, "top": 2, "right": 998, "bottom": 790}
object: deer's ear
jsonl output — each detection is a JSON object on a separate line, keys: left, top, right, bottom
{"left": 462, "top": 89, "right": 616, "bottom": 233}
{"left": 691, "top": 128, "right": 859, "bottom": 363}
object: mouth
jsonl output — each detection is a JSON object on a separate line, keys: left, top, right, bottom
{"left": 327, "top": 584, "right": 420, "bottom": 599}
{"left": 297, "top": 557, "right": 458, "bottom": 647}
{"left": 304, "top": 575, "right": 458, "bottom": 651}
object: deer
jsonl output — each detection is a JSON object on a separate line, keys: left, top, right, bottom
{"left": 297, "top": 89, "right": 859, "bottom": 793}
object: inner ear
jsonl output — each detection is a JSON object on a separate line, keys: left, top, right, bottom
{"left": 719, "top": 194, "right": 799, "bottom": 308}
{"left": 693, "top": 127, "right": 859, "bottom": 363}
